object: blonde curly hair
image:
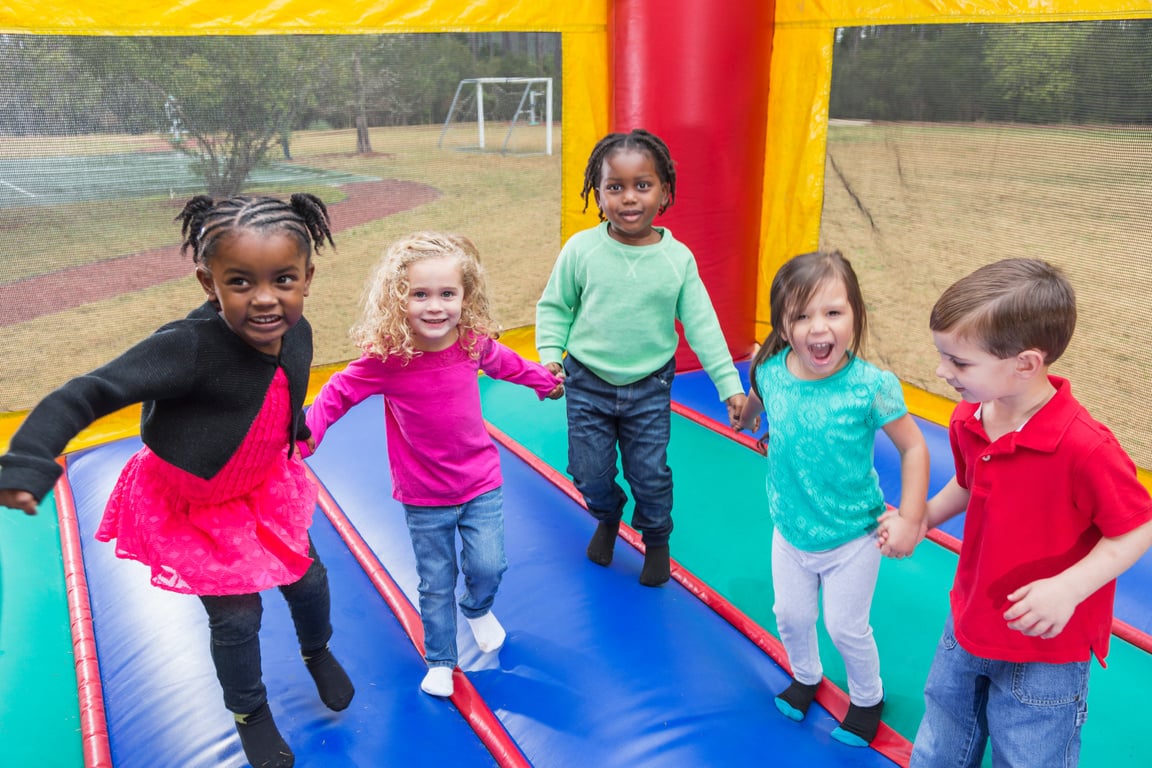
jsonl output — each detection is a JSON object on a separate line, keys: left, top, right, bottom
{"left": 351, "top": 231, "right": 497, "bottom": 362}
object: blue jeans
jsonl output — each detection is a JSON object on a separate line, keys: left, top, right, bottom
{"left": 403, "top": 487, "right": 507, "bottom": 668}
{"left": 199, "top": 540, "right": 333, "bottom": 715}
{"left": 910, "top": 617, "right": 1089, "bottom": 768}
{"left": 564, "top": 356, "right": 675, "bottom": 547}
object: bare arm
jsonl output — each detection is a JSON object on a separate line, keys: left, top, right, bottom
{"left": 738, "top": 390, "right": 763, "bottom": 432}
{"left": 876, "top": 414, "right": 930, "bottom": 557}
{"left": 925, "top": 476, "right": 970, "bottom": 530}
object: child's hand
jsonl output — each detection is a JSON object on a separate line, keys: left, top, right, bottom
{"left": 876, "top": 509, "right": 923, "bottom": 559}
{"left": 544, "top": 362, "right": 565, "bottom": 380}
{"left": 0, "top": 488, "right": 38, "bottom": 516}
{"left": 296, "top": 437, "right": 315, "bottom": 459}
{"left": 545, "top": 381, "right": 565, "bottom": 400}
{"left": 1004, "top": 577, "right": 1076, "bottom": 639}
{"left": 725, "top": 394, "right": 748, "bottom": 430}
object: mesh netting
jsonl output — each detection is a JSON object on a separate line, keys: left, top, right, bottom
{"left": 820, "top": 19, "right": 1152, "bottom": 467}
{"left": 0, "top": 33, "right": 561, "bottom": 413}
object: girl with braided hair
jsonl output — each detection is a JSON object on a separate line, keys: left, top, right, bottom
{"left": 0, "top": 193, "right": 352, "bottom": 768}
{"left": 536, "top": 129, "right": 746, "bottom": 586}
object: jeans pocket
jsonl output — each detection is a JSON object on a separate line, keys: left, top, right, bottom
{"left": 651, "top": 358, "right": 676, "bottom": 389}
{"left": 940, "top": 618, "right": 958, "bottom": 651}
{"left": 1010, "top": 660, "right": 1089, "bottom": 707}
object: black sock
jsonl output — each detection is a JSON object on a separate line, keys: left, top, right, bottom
{"left": 586, "top": 521, "right": 620, "bottom": 566}
{"left": 639, "top": 544, "right": 670, "bottom": 587}
{"left": 302, "top": 645, "right": 355, "bottom": 711}
{"left": 832, "top": 698, "right": 885, "bottom": 746}
{"left": 775, "top": 679, "right": 820, "bottom": 719}
{"left": 234, "top": 701, "right": 294, "bottom": 768}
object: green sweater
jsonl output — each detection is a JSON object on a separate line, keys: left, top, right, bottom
{"left": 535, "top": 223, "right": 742, "bottom": 400}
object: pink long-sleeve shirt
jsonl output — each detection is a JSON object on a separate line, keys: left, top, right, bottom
{"left": 306, "top": 335, "right": 561, "bottom": 506}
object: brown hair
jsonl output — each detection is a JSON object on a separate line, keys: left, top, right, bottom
{"left": 749, "top": 250, "right": 868, "bottom": 399}
{"left": 930, "top": 258, "right": 1076, "bottom": 363}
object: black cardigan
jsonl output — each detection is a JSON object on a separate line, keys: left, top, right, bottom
{"left": 0, "top": 302, "right": 312, "bottom": 500}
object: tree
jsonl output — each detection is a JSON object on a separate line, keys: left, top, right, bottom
{"left": 74, "top": 36, "right": 321, "bottom": 196}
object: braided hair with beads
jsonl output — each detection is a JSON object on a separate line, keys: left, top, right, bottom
{"left": 579, "top": 128, "right": 677, "bottom": 220}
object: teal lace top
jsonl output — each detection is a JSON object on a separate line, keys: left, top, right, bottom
{"left": 754, "top": 349, "right": 907, "bottom": 551}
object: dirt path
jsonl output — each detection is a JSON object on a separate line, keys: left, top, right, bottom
{"left": 0, "top": 179, "right": 439, "bottom": 327}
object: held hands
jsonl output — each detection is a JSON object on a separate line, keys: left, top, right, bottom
{"left": 296, "top": 436, "right": 316, "bottom": 459}
{"left": 875, "top": 508, "right": 925, "bottom": 559}
{"left": 0, "top": 488, "right": 38, "bottom": 516}
{"left": 543, "top": 362, "right": 566, "bottom": 400}
{"left": 726, "top": 394, "right": 751, "bottom": 431}
{"left": 1003, "top": 577, "right": 1076, "bottom": 640}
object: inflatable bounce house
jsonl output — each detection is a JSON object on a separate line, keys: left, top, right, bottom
{"left": 2, "top": 1, "right": 1151, "bottom": 765}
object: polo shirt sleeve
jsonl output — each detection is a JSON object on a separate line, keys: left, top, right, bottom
{"left": 1074, "top": 435, "right": 1152, "bottom": 538}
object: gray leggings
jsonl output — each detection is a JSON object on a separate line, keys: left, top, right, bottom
{"left": 771, "top": 529, "right": 883, "bottom": 706}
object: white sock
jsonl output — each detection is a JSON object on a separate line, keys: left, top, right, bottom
{"left": 420, "top": 666, "right": 454, "bottom": 697}
{"left": 465, "top": 612, "right": 506, "bottom": 653}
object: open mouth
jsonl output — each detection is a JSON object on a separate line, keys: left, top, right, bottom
{"left": 808, "top": 342, "right": 834, "bottom": 364}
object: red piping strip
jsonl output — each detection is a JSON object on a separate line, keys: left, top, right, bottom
{"left": 305, "top": 466, "right": 531, "bottom": 768}
{"left": 54, "top": 457, "right": 114, "bottom": 768}
{"left": 484, "top": 420, "right": 912, "bottom": 767}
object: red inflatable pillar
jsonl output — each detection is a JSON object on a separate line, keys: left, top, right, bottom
{"left": 612, "top": 0, "right": 773, "bottom": 370}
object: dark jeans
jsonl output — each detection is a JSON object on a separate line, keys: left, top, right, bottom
{"left": 563, "top": 355, "right": 675, "bottom": 546}
{"left": 199, "top": 541, "right": 332, "bottom": 715}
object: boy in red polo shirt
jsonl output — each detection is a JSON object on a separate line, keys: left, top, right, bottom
{"left": 900, "top": 258, "right": 1152, "bottom": 767}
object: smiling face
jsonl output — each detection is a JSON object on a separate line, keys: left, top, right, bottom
{"left": 594, "top": 148, "right": 669, "bottom": 245}
{"left": 196, "top": 230, "right": 313, "bottom": 356}
{"left": 781, "top": 277, "right": 856, "bottom": 380}
{"left": 931, "top": 329, "right": 1022, "bottom": 403}
{"left": 405, "top": 255, "right": 464, "bottom": 351}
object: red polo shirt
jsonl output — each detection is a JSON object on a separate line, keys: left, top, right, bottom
{"left": 949, "top": 376, "right": 1152, "bottom": 665}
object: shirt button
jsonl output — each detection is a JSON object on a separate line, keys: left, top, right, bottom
{"left": 982, "top": 455, "right": 991, "bottom": 462}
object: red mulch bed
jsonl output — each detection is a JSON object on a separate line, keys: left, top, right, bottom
{"left": 0, "top": 179, "right": 439, "bottom": 327}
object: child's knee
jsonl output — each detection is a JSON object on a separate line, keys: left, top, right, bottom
{"left": 203, "top": 594, "right": 263, "bottom": 644}
{"left": 774, "top": 599, "right": 819, "bottom": 629}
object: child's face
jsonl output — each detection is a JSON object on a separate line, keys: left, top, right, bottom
{"left": 781, "top": 278, "right": 854, "bottom": 380}
{"left": 932, "top": 330, "right": 1021, "bottom": 403}
{"left": 406, "top": 255, "right": 464, "bottom": 352}
{"left": 594, "top": 148, "right": 669, "bottom": 246}
{"left": 196, "top": 230, "right": 313, "bottom": 356}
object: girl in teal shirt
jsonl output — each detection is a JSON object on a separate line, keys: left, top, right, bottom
{"left": 738, "top": 250, "right": 929, "bottom": 747}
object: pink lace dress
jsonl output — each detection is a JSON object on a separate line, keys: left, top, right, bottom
{"left": 96, "top": 369, "right": 318, "bottom": 595}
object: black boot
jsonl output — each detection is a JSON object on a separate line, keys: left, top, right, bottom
{"left": 303, "top": 645, "right": 355, "bottom": 711}
{"left": 586, "top": 520, "right": 620, "bottom": 566}
{"left": 774, "top": 678, "right": 820, "bottom": 721}
{"left": 831, "top": 698, "right": 885, "bottom": 747}
{"left": 234, "top": 701, "right": 294, "bottom": 768}
{"left": 638, "top": 544, "right": 670, "bottom": 587}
